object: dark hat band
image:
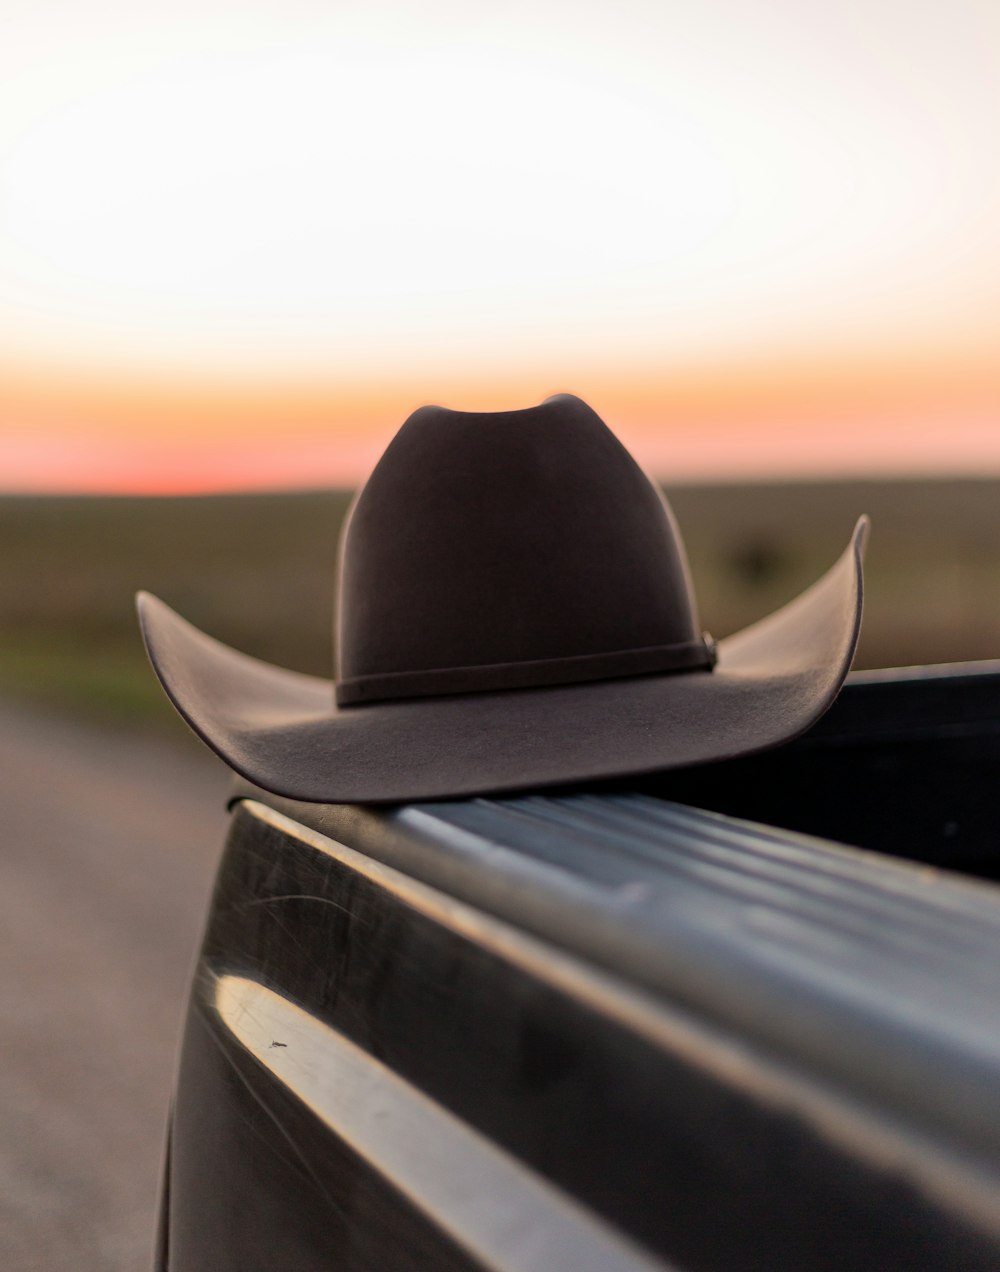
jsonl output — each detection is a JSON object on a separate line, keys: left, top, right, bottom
{"left": 336, "top": 634, "right": 717, "bottom": 707}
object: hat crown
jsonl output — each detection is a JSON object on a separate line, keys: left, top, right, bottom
{"left": 336, "top": 395, "right": 701, "bottom": 701}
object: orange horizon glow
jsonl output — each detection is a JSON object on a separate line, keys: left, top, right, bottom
{"left": 3, "top": 345, "right": 999, "bottom": 492}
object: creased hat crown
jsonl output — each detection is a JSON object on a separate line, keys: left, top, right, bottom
{"left": 336, "top": 394, "right": 705, "bottom": 704}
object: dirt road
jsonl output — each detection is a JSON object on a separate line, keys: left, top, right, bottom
{"left": 0, "top": 703, "right": 229, "bottom": 1270}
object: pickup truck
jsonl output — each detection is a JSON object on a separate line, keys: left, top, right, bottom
{"left": 155, "top": 660, "right": 1000, "bottom": 1271}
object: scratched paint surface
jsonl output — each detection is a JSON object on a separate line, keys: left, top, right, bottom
{"left": 0, "top": 702, "right": 227, "bottom": 1271}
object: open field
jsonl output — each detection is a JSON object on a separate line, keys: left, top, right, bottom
{"left": 1, "top": 479, "right": 999, "bottom": 730}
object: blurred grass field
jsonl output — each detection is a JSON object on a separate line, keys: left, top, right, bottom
{"left": 1, "top": 480, "right": 999, "bottom": 736}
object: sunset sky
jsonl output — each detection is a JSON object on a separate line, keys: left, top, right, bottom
{"left": 1, "top": 0, "right": 998, "bottom": 490}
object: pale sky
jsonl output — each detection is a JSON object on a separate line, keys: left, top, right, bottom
{"left": 1, "top": 0, "right": 998, "bottom": 486}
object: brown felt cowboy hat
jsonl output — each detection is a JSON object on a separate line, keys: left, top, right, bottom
{"left": 138, "top": 394, "right": 867, "bottom": 804}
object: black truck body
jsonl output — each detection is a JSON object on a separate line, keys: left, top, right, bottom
{"left": 157, "top": 662, "right": 1000, "bottom": 1271}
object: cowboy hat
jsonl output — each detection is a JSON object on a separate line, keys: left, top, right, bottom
{"left": 138, "top": 394, "right": 867, "bottom": 803}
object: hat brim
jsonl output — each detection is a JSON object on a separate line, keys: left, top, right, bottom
{"left": 137, "top": 518, "right": 867, "bottom": 804}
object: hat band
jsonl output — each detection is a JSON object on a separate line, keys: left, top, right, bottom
{"left": 336, "top": 634, "right": 717, "bottom": 707}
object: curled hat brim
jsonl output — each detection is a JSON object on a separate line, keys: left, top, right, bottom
{"left": 137, "top": 517, "right": 867, "bottom": 804}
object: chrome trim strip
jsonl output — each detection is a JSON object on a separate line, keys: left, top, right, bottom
{"left": 215, "top": 973, "right": 670, "bottom": 1272}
